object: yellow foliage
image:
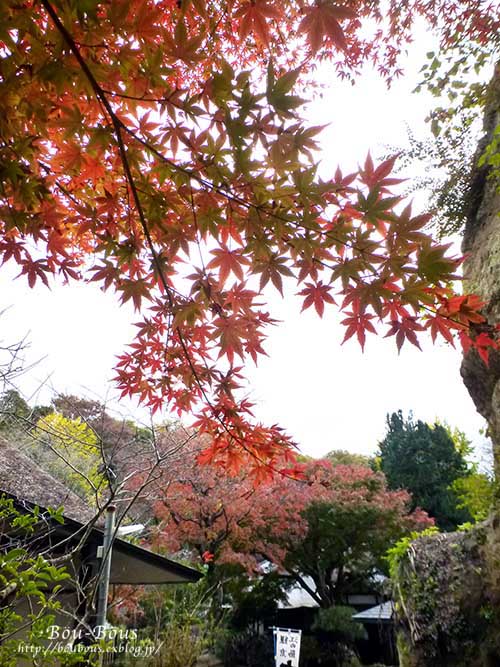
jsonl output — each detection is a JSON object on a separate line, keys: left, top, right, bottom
{"left": 34, "top": 413, "right": 103, "bottom": 503}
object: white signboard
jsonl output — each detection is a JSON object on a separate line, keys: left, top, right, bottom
{"left": 273, "top": 627, "right": 302, "bottom": 667}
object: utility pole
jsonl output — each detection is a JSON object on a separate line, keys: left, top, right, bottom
{"left": 96, "top": 505, "right": 116, "bottom": 630}
{"left": 94, "top": 508, "right": 144, "bottom": 665}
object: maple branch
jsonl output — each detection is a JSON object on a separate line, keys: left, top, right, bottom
{"left": 41, "top": 0, "right": 305, "bottom": 480}
{"left": 118, "top": 121, "right": 412, "bottom": 267}
{"left": 100, "top": 86, "right": 215, "bottom": 122}
{"left": 40, "top": 2, "right": 192, "bottom": 365}
{"left": 36, "top": 5, "right": 390, "bottom": 270}
{"left": 38, "top": 0, "right": 490, "bottom": 474}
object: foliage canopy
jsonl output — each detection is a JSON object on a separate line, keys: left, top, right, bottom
{"left": 1, "top": 1, "right": 499, "bottom": 473}
{"left": 152, "top": 445, "right": 432, "bottom": 608}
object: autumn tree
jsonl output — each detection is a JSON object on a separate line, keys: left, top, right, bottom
{"left": 152, "top": 438, "right": 261, "bottom": 568}
{"left": 50, "top": 393, "right": 157, "bottom": 491}
{"left": 1, "top": 1, "right": 499, "bottom": 476}
{"left": 0, "top": 390, "right": 106, "bottom": 503}
{"left": 0, "top": 390, "right": 142, "bottom": 504}
{"left": 1, "top": 390, "right": 202, "bottom": 535}
{"left": 153, "top": 448, "right": 432, "bottom": 609}
{"left": 31, "top": 412, "right": 104, "bottom": 503}
{"left": 252, "top": 460, "right": 432, "bottom": 608}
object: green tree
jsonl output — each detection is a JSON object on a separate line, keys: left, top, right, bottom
{"left": 378, "top": 411, "right": 472, "bottom": 530}
{"left": 325, "top": 449, "right": 373, "bottom": 469}
{"left": 452, "top": 472, "right": 494, "bottom": 522}
{"left": 0, "top": 389, "right": 30, "bottom": 432}
{"left": 0, "top": 389, "right": 53, "bottom": 435}
{"left": 311, "top": 605, "right": 367, "bottom": 666}
{"left": 280, "top": 486, "right": 429, "bottom": 608}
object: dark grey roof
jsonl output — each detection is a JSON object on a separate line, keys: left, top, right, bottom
{"left": 110, "top": 536, "right": 202, "bottom": 584}
{"left": 352, "top": 601, "right": 394, "bottom": 624}
{"left": 0, "top": 437, "right": 95, "bottom": 523}
{"left": 0, "top": 437, "right": 202, "bottom": 585}
{"left": 49, "top": 512, "right": 203, "bottom": 585}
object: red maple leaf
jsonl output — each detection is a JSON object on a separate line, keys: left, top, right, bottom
{"left": 298, "top": 2, "right": 356, "bottom": 54}
{"left": 425, "top": 314, "right": 457, "bottom": 345}
{"left": 299, "top": 281, "right": 336, "bottom": 317}
{"left": 235, "top": 0, "right": 283, "bottom": 47}
{"left": 16, "top": 257, "right": 51, "bottom": 288}
{"left": 207, "top": 245, "right": 250, "bottom": 285}
{"left": 359, "top": 153, "right": 404, "bottom": 191}
{"left": 118, "top": 278, "right": 152, "bottom": 311}
{"left": 472, "top": 332, "right": 498, "bottom": 365}
{"left": 341, "top": 307, "right": 376, "bottom": 350}
{"left": 384, "top": 317, "right": 425, "bottom": 352}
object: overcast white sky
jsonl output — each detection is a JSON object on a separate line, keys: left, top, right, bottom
{"left": 0, "top": 27, "right": 492, "bottom": 462}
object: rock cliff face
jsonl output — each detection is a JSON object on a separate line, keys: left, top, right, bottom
{"left": 395, "top": 527, "right": 493, "bottom": 667}
{"left": 461, "top": 70, "right": 500, "bottom": 481}
{"left": 394, "top": 72, "right": 500, "bottom": 667}
{"left": 395, "top": 519, "right": 500, "bottom": 667}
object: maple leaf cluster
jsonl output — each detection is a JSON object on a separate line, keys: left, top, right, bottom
{"left": 1, "top": 0, "right": 499, "bottom": 473}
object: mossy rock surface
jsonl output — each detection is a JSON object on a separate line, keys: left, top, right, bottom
{"left": 393, "top": 524, "right": 500, "bottom": 666}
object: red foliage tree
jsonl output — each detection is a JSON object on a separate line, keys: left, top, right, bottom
{"left": 256, "top": 460, "right": 432, "bottom": 606}
{"left": 153, "top": 446, "right": 432, "bottom": 605}
{"left": 1, "top": 1, "right": 499, "bottom": 473}
{"left": 152, "top": 438, "right": 293, "bottom": 568}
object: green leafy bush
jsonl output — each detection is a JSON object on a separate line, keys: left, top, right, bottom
{"left": 312, "top": 605, "right": 367, "bottom": 643}
{"left": 385, "top": 526, "right": 439, "bottom": 581}
{"left": 0, "top": 496, "right": 84, "bottom": 667}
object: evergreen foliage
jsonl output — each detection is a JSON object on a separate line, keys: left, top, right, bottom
{"left": 378, "top": 411, "right": 472, "bottom": 530}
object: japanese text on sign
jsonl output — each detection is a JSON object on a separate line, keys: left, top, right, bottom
{"left": 273, "top": 628, "right": 302, "bottom": 667}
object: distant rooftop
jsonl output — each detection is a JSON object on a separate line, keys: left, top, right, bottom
{"left": 352, "top": 601, "right": 394, "bottom": 624}
{"left": 277, "top": 573, "right": 386, "bottom": 610}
